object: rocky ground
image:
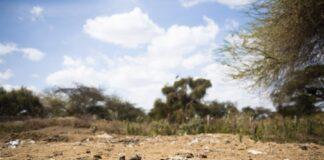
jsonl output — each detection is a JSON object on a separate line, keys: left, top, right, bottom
{"left": 0, "top": 126, "right": 323, "bottom": 160}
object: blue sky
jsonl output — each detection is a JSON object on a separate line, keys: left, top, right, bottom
{"left": 0, "top": 0, "right": 272, "bottom": 110}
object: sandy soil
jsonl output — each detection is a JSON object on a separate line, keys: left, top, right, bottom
{"left": 0, "top": 127, "right": 323, "bottom": 160}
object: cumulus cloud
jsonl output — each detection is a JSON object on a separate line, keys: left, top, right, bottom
{"left": 84, "top": 8, "right": 164, "bottom": 48}
{"left": 30, "top": 6, "right": 44, "bottom": 21}
{"left": 180, "top": 0, "right": 254, "bottom": 8}
{"left": 0, "top": 42, "right": 45, "bottom": 62}
{"left": 21, "top": 48, "right": 44, "bottom": 61}
{"left": 48, "top": 15, "right": 219, "bottom": 109}
{"left": 47, "top": 55, "right": 106, "bottom": 87}
{"left": 47, "top": 10, "right": 272, "bottom": 110}
{"left": 0, "top": 69, "right": 13, "bottom": 81}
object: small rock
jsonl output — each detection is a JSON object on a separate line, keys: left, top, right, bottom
{"left": 76, "top": 156, "right": 89, "bottom": 160}
{"left": 53, "top": 151, "right": 63, "bottom": 157}
{"left": 93, "top": 154, "right": 102, "bottom": 160}
{"left": 299, "top": 144, "right": 308, "bottom": 150}
{"left": 129, "top": 154, "right": 142, "bottom": 160}
{"left": 175, "top": 152, "right": 194, "bottom": 158}
{"left": 86, "top": 149, "right": 91, "bottom": 154}
{"left": 197, "top": 153, "right": 207, "bottom": 158}
{"left": 119, "top": 155, "right": 126, "bottom": 160}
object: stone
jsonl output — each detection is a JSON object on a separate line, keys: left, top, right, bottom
{"left": 299, "top": 144, "right": 308, "bottom": 150}
{"left": 129, "top": 154, "right": 142, "bottom": 160}
{"left": 119, "top": 155, "right": 126, "bottom": 160}
{"left": 197, "top": 153, "right": 207, "bottom": 158}
{"left": 175, "top": 152, "right": 194, "bottom": 158}
{"left": 93, "top": 154, "right": 102, "bottom": 160}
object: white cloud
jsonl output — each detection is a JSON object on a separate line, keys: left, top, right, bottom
{"left": 0, "top": 69, "right": 13, "bottom": 81}
{"left": 46, "top": 65, "right": 106, "bottom": 88}
{"left": 0, "top": 42, "right": 45, "bottom": 62}
{"left": 84, "top": 7, "right": 164, "bottom": 48}
{"left": 48, "top": 16, "right": 219, "bottom": 109}
{"left": 47, "top": 12, "right": 272, "bottom": 110}
{"left": 30, "top": 6, "right": 44, "bottom": 21}
{"left": 180, "top": 0, "right": 254, "bottom": 8}
{"left": 47, "top": 55, "right": 106, "bottom": 87}
{"left": 20, "top": 48, "right": 44, "bottom": 61}
{"left": 0, "top": 43, "right": 17, "bottom": 56}
{"left": 63, "top": 55, "right": 82, "bottom": 67}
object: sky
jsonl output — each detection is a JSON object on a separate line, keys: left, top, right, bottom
{"left": 0, "top": 0, "right": 273, "bottom": 111}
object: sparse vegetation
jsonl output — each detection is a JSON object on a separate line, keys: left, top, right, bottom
{"left": 0, "top": 77, "right": 323, "bottom": 145}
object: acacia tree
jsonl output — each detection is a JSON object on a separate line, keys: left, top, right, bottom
{"left": 149, "top": 77, "right": 212, "bottom": 123}
{"left": 221, "top": 0, "right": 323, "bottom": 116}
{"left": 54, "top": 84, "right": 105, "bottom": 116}
{"left": 54, "top": 84, "right": 145, "bottom": 120}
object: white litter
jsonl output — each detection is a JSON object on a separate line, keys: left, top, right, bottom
{"left": 247, "top": 149, "right": 263, "bottom": 155}
{"left": 8, "top": 139, "right": 20, "bottom": 148}
{"left": 188, "top": 138, "right": 199, "bottom": 145}
{"left": 96, "top": 133, "right": 113, "bottom": 139}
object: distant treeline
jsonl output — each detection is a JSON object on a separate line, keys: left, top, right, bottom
{"left": 0, "top": 77, "right": 322, "bottom": 123}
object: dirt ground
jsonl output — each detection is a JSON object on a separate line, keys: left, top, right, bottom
{"left": 0, "top": 126, "right": 323, "bottom": 160}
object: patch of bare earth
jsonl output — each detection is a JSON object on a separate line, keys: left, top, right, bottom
{"left": 0, "top": 127, "right": 323, "bottom": 160}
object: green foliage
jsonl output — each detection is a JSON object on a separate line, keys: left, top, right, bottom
{"left": 41, "top": 93, "right": 67, "bottom": 117}
{"left": 54, "top": 84, "right": 105, "bottom": 115}
{"left": 273, "top": 65, "right": 323, "bottom": 117}
{"left": 0, "top": 87, "right": 44, "bottom": 117}
{"left": 52, "top": 85, "right": 146, "bottom": 121}
{"left": 149, "top": 77, "right": 212, "bottom": 123}
{"left": 105, "top": 96, "right": 146, "bottom": 121}
{"left": 221, "top": 0, "right": 324, "bottom": 116}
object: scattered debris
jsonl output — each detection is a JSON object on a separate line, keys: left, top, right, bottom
{"left": 116, "top": 138, "right": 140, "bottom": 146}
{"left": 188, "top": 138, "right": 199, "bottom": 145}
{"left": 44, "top": 135, "right": 68, "bottom": 142}
{"left": 7, "top": 139, "right": 20, "bottom": 148}
{"left": 76, "top": 156, "right": 89, "bottom": 160}
{"left": 247, "top": 149, "right": 263, "bottom": 155}
{"left": 175, "top": 152, "right": 194, "bottom": 158}
{"left": 96, "top": 133, "right": 113, "bottom": 139}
